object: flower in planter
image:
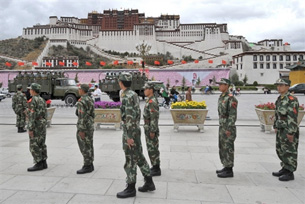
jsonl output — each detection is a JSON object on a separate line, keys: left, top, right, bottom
{"left": 94, "top": 101, "right": 122, "bottom": 109}
{"left": 299, "top": 104, "right": 305, "bottom": 110}
{"left": 171, "top": 100, "right": 207, "bottom": 109}
{"left": 255, "top": 102, "right": 275, "bottom": 110}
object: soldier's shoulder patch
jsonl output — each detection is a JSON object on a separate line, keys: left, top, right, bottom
{"left": 228, "top": 94, "right": 233, "bottom": 97}
{"left": 149, "top": 99, "right": 153, "bottom": 104}
{"left": 78, "top": 98, "right": 82, "bottom": 102}
{"left": 28, "top": 98, "right": 32, "bottom": 103}
{"left": 288, "top": 96, "right": 295, "bottom": 101}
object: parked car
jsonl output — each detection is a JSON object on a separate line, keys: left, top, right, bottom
{"left": 0, "top": 93, "right": 6, "bottom": 101}
{"left": 0, "top": 88, "right": 12, "bottom": 98}
{"left": 289, "top": 83, "right": 305, "bottom": 94}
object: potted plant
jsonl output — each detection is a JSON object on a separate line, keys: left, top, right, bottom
{"left": 170, "top": 100, "right": 208, "bottom": 132}
{"left": 94, "top": 101, "right": 122, "bottom": 130}
{"left": 254, "top": 102, "right": 276, "bottom": 133}
{"left": 255, "top": 103, "right": 305, "bottom": 133}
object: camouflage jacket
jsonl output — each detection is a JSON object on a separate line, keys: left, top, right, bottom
{"left": 120, "top": 88, "right": 141, "bottom": 140}
{"left": 218, "top": 91, "right": 238, "bottom": 128}
{"left": 143, "top": 96, "right": 159, "bottom": 133}
{"left": 12, "top": 91, "right": 27, "bottom": 114}
{"left": 28, "top": 95, "right": 47, "bottom": 131}
{"left": 273, "top": 92, "right": 299, "bottom": 135}
{"left": 76, "top": 94, "right": 95, "bottom": 131}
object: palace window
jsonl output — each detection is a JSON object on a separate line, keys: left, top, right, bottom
{"left": 260, "top": 63, "right": 264, "bottom": 69}
{"left": 266, "top": 55, "right": 270, "bottom": 61}
{"left": 272, "top": 55, "right": 277, "bottom": 61}
{"left": 253, "top": 55, "right": 257, "bottom": 61}
{"left": 259, "top": 55, "right": 264, "bottom": 61}
{"left": 280, "top": 63, "right": 283, "bottom": 69}
{"left": 286, "top": 55, "right": 291, "bottom": 61}
{"left": 240, "top": 64, "right": 243, "bottom": 70}
{"left": 300, "top": 55, "right": 304, "bottom": 60}
{"left": 273, "top": 63, "right": 277, "bottom": 69}
{"left": 293, "top": 55, "right": 297, "bottom": 61}
{"left": 253, "top": 62, "right": 257, "bottom": 69}
{"left": 279, "top": 55, "right": 283, "bottom": 61}
{"left": 266, "top": 63, "right": 270, "bottom": 69}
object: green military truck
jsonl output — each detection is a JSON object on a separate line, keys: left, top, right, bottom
{"left": 8, "top": 71, "right": 80, "bottom": 105}
{"left": 99, "top": 71, "right": 148, "bottom": 102}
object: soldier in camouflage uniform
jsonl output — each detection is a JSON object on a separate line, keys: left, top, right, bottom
{"left": 12, "top": 84, "right": 27, "bottom": 133}
{"left": 76, "top": 84, "right": 95, "bottom": 174}
{"left": 117, "top": 72, "right": 155, "bottom": 199}
{"left": 215, "top": 78, "right": 238, "bottom": 178}
{"left": 143, "top": 82, "right": 161, "bottom": 176}
{"left": 27, "top": 83, "right": 48, "bottom": 172}
{"left": 272, "top": 79, "right": 299, "bottom": 181}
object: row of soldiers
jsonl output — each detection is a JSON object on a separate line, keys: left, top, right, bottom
{"left": 12, "top": 74, "right": 300, "bottom": 199}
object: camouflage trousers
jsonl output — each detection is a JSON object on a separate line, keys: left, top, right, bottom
{"left": 77, "top": 129, "right": 94, "bottom": 166}
{"left": 276, "top": 129, "right": 299, "bottom": 172}
{"left": 16, "top": 112, "right": 26, "bottom": 128}
{"left": 218, "top": 125, "right": 236, "bottom": 168}
{"left": 123, "top": 127, "right": 150, "bottom": 184}
{"left": 29, "top": 121, "right": 47, "bottom": 163}
{"left": 144, "top": 129, "right": 160, "bottom": 166}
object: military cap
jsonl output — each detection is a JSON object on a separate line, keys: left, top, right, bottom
{"left": 274, "top": 78, "right": 291, "bottom": 86}
{"left": 216, "top": 78, "right": 231, "bottom": 85}
{"left": 143, "top": 82, "right": 155, "bottom": 90}
{"left": 119, "top": 72, "right": 132, "bottom": 82}
{"left": 79, "top": 84, "right": 90, "bottom": 92}
{"left": 28, "top": 83, "right": 41, "bottom": 92}
{"left": 16, "top": 84, "right": 22, "bottom": 89}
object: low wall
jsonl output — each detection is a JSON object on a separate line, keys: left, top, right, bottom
{"left": 0, "top": 68, "right": 230, "bottom": 88}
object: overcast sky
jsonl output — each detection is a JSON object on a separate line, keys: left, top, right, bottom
{"left": 0, "top": 0, "right": 304, "bottom": 50}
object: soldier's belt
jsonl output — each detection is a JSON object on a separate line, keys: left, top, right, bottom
{"left": 144, "top": 120, "right": 150, "bottom": 124}
{"left": 280, "top": 116, "right": 287, "bottom": 120}
{"left": 220, "top": 115, "right": 228, "bottom": 118}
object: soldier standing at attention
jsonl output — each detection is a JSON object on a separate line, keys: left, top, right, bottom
{"left": 117, "top": 72, "right": 155, "bottom": 199}
{"left": 12, "top": 84, "right": 27, "bottom": 133}
{"left": 215, "top": 78, "right": 238, "bottom": 178}
{"left": 272, "top": 79, "right": 299, "bottom": 181}
{"left": 27, "top": 83, "right": 48, "bottom": 171}
{"left": 143, "top": 82, "right": 161, "bottom": 176}
{"left": 76, "top": 84, "right": 95, "bottom": 174}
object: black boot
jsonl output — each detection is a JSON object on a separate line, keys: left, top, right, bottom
{"left": 17, "top": 127, "right": 21, "bottom": 133}
{"left": 91, "top": 163, "right": 94, "bottom": 171}
{"left": 27, "top": 161, "right": 44, "bottom": 171}
{"left": 279, "top": 171, "right": 294, "bottom": 181}
{"left": 76, "top": 164, "right": 93, "bottom": 174}
{"left": 216, "top": 167, "right": 226, "bottom": 174}
{"left": 42, "top": 160, "right": 48, "bottom": 169}
{"left": 117, "top": 183, "right": 136, "bottom": 198}
{"left": 272, "top": 168, "right": 286, "bottom": 177}
{"left": 20, "top": 127, "right": 26, "bottom": 133}
{"left": 150, "top": 165, "right": 161, "bottom": 176}
{"left": 217, "top": 167, "right": 233, "bottom": 178}
{"left": 138, "top": 176, "right": 156, "bottom": 192}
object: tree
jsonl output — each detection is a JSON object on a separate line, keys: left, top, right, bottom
{"left": 230, "top": 73, "right": 239, "bottom": 85}
{"left": 136, "top": 41, "right": 151, "bottom": 58}
{"left": 242, "top": 75, "right": 248, "bottom": 85}
{"left": 74, "top": 73, "right": 79, "bottom": 83}
{"left": 91, "top": 78, "right": 96, "bottom": 83}
{"left": 181, "top": 76, "right": 186, "bottom": 91}
{"left": 196, "top": 77, "right": 201, "bottom": 86}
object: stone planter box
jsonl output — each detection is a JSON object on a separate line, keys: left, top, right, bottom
{"left": 46, "top": 107, "right": 56, "bottom": 127}
{"left": 170, "top": 108, "right": 208, "bottom": 132}
{"left": 255, "top": 108, "right": 305, "bottom": 133}
{"left": 94, "top": 109, "right": 121, "bottom": 130}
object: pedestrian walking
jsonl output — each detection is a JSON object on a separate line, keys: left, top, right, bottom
{"left": 117, "top": 72, "right": 155, "bottom": 199}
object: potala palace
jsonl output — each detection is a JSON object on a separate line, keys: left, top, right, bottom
{"left": 21, "top": 9, "right": 305, "bottom": 84}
